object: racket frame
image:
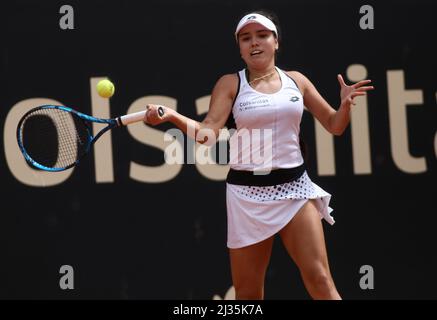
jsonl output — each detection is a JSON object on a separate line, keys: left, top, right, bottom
{"left": 17, "top": 105, "right": 118, "bottom": 171}
{"left": 17, "top": 104, "right": 160, "bottom": 171}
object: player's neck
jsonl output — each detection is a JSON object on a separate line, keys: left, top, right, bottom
{"left": 247, "top": 66, "right": 277, "bottom": 85}
{"left": 248, "top": 66, "right": 276, "bottom": 79}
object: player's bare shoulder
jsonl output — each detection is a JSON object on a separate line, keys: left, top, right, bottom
{"left": 284, "top": 70, "right": 307, "bottom": 94}
{"left": 215, "top": 73, "right": 239, "bottom": 98}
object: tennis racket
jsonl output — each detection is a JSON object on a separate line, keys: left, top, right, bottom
{"left": 16, "top": 104, "right": 164, "bottom": 172}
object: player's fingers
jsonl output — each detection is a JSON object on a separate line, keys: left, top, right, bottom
{"left": 352, "top": 79, "right": 372, "bottom": 88}
{"left": 355, "top": 86, "right": 374, "bottom": 92}
{"left": 351, "top": 91, "right": 367, "bottom": 98}
{"left": 146, "top": 104, "right": 159, "bottom": 112}
{"left": 337, "top": 74, "right": 347, "bottom": 87}
{"left": 143, "top": 109, "right": 150, "bottom": 123}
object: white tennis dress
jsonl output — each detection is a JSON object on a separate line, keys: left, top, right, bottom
{"left": 226, "top": 67, "right": 334, "bottom": 249}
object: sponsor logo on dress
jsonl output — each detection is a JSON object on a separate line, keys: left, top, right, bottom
{"left": 238, "top": 98, "right": 271, "bottom": 112}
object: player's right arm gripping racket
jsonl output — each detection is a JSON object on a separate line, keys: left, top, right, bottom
{"left": 16, "top": 105, "right": 164, "bottom": 172}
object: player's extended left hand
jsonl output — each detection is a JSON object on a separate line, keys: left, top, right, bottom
{"left": 337, "top": 74, "right": 374, "bottom": 109}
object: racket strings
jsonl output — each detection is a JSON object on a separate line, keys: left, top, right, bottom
{"left": 56, "top": 110, "right": 85, "bottom": 164}
{"left": 19, "top": 108, "right": 90, "bottom": 169}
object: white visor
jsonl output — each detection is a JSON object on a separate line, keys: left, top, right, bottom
{"left": 234, "top": 13, "right": 278, "bottom": 41}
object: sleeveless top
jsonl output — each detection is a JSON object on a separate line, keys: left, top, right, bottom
{"left": 228, "top": 67, "right": 305, "bottom": 173}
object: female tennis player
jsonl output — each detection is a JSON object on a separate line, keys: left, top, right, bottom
{"left": 144, "top": 10, "right": 373, "bottom": 300}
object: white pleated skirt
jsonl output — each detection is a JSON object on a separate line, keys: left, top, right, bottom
{"left": 226, "top": 171, "right": 334, "bottom": 249}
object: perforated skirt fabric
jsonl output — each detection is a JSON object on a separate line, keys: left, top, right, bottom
{"left": 226, "top": 171, "right": 335, "bottom": 249}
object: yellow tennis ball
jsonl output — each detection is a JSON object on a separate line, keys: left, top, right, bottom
{"left": 96, "top": 79, "right": 115, "bottom": 98}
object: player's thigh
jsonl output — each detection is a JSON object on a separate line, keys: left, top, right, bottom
{"left": 279, "top": 200, "right": 331, "bottom": 275}
{"left": 229, "top": 236, "right": 274, "bottom": 286}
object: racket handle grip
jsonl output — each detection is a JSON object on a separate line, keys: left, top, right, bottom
{"left": 118, "top": 110, "right": 147, "bottom": 126}
{"left": 118, "top": 106, "right": 165, "bottom": 126}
